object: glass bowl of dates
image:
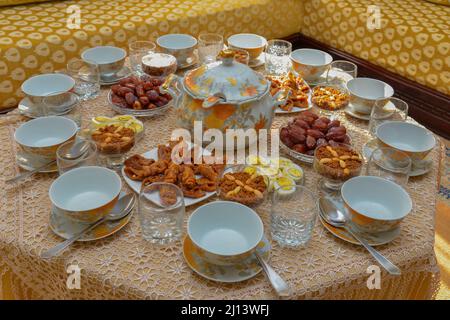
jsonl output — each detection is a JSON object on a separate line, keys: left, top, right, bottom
{"left": 217, "top": 164, "right": 268, "bottom": 207}
{"left": 279, "top": 110, "right": 351, "bottom": 164}
{"left": 108, "top": 75, "right": 176, "bottom": 117}
{"left": 311, "top": 84, "right": 349, "bottom": 114}
{"left": 313, "top": 143, "right": 363, "bottom": 191}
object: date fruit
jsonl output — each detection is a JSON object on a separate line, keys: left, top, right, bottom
{"left": 110, "top": 76, "right": 172, "bottom": 110}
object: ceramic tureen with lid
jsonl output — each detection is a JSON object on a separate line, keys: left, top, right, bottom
{"left": 162, "top": 50, "right": 288, "bottom": 134}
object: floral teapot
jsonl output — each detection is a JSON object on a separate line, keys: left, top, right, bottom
{"left": 162, "top": 50, "right": 289, "bottom": 135}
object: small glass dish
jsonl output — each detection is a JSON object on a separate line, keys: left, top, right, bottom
{"left": 216, "top": 164, "right": 268, "bottom": 207}
{"left": 313, "top": 143, "right": 363, "bottom": 192}
{"left": 108, "top": 74, "right": 177, "bottom": 117}
{"left": 89, "top": 123, "right": 136, "bottom": 169}
{"left": 108, "top": 90, "right": 175, "bottom": 117}
{"left": 311, "top": 84, "right": 350, "bottom": 115}
{"left": 218, "top": 48, "right": 250, "bottom": 65}
{"left": 280, "top": 139, "right": 314, "bottom": 164}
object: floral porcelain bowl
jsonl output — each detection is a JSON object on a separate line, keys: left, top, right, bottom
{"left": 187, "top": 201, "right": 264, "bottom": 266}
{"left": 161, "top": 50, "right": 289, "bottom": 147}
{"left": 376, "top": 121, "right": 436, "bottom": 162}
{"left": 49, "top": 166, "right": 122, "bottom": 223}
{"left": 21, "top": 73, "right": 75, "bottom": 105}
{"left": 346, "top": 78, "right": 394, "bottom": 114}
{"left": 227, "top": 33, "right": 267, "bottom": 60}
{"left": 290, "top": 49, "right": 333, "bottom": 83}
{"left": 341, "top": 176, "right": 412, "bottom": 233}
{"left": 81, "top": 46, "right": 127, "bottom": 77}
{"left": 157, "top": 34, "right": 197, "bottom": 66}
{"left": 14, "top": 116, "right": 78, "bottom": 163}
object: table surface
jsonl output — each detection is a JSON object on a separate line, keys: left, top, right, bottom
{"left": 0, "top": 68, "right": 443, "bottom": 299}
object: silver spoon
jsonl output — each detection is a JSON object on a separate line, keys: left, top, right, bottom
{"left": 319, "top": 197, "right": 401, "bottom": 276}
{"left": 255, "top": 251, "right": 291, "bottom": 297}
{"left": 41, "top": 193, "right": 136, "bottom": 259}
{"left": 6, "top": 140, "right": 90, "bottom": 184}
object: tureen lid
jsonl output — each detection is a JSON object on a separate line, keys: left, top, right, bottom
{"left": 183, "top": 50, "right": 269, "bottom": 106}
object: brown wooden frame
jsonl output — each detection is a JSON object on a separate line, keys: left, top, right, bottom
{"left": 285, "top": 33, "right": 450, "bottom": 139}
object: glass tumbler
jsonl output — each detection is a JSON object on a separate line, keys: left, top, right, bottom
{"left": 198, "top": 33, "right": 224, "bottom": 64}
{"left": 326, "top": 60, "right": 357, "bottom": 86}
{"left": 271, "top": 184, "right": 316, "bottom": 247}
{"left": 265, "top": 39, "right": 292, "bottom": 76}
{"left": 67, "top": 59, "right": 100, "bottom": 100}
{"left": 368, "top": 97, "right": 409, "bottom": 138}
{"left": 129, "top": 40, "right": 156, "bottom": 76}
{"left": 138, "top": 182, "right": 185, "bottom": 244}
{"left": 366, "top": 147, "right": 411, "bottom": 187}
{"left": 56, "top": 139, "right": 98, "bottom": 175}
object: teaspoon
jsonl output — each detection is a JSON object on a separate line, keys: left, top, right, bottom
{"left": 319, "top": 197, "right": 401, "bottom": 276}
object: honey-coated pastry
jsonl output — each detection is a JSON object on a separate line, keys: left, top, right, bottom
{"left": 180, "top": 165, "right": 196, "bottom": 189}
{"left": 197, "top": 164, "right": 217, "bottom": 181}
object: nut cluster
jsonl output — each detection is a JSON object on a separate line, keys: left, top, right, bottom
{"left": 91, "top": 124, "right": 135, "bottom": 154}
{"left": 312, "top": 86, "right": 349, "bottom": 110}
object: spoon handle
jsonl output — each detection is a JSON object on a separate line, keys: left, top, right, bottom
{"left": 345, "top": 227, "right": 401, "bottom": 276}
{"left": 255, "top": 252, "right": 291, "bottom": 297}
{"left": 6, "top": 160, "right": 56, "bottom": 184}
{"left": 41, "top": 217, "right": 106, "bottom": 259}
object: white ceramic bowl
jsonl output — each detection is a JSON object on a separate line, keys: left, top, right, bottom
{"left": 14, "top": 116, "right": 78, "bottom": 160}
{"left": 21, "top": 73, "right": 75, "bottom": 105}
{"left": 341, "top": 176, "right": 412, "bottom": 233}
{"left": 187, "top": 201, "right": 264, "bottom": 266}
{"left": 81, "top": 46, "right": 127, "bottom": 76}
{"left": 376, "top": 121, "right": 436, "bottom": 161}
{"left": 290, "top": 49, "right": 333, "bottom": 82}
{"left": 227, "top": 33, "right": 267, "bottom": 60}
{"left": 157, "top": 34, "right": 197, "bottom": 65}
{"left": 49, "top": 166, "right": 122, "bottom": 223}
{"left": 346, "top": 78, "right": 394, "bottom": 114}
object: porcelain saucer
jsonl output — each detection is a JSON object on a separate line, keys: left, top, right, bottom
{"left": 18, "top": 93, "right": 79, "bottom": 119}
{"left": 362, "top": 138, "right": 433, "bottom": 177}
{"left": 49, "top": 196, "right": 133, "bottom": 241}
{"left": 344, "top": 103, "right": 371, "bottom": 121}
{"left": 100, "top": 66, "right": 132, "bottom": 85}
{"left": 318, "top": 197, "right": 400, "bottom": 246}
{"left": 177, "top": 51, "right": 199, "bottom": 70}
{"left": 183, "top": 235, "right": 271, "bottom": 283}
{"left": 248, "top": 52, "right": 265, "bottom": 68}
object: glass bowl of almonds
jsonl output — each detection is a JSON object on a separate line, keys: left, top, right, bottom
{"left": 217, "top": 164, "right": 269, "bottom": 207}
{"left": 313, "top": 143, "right": 363, "bottom": 192}
{"left": 90, "top": 123, "right": 136, "bottom": 169}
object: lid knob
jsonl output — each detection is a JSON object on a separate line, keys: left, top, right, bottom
{"left": 218, "top": 49, "right": 235, "bottom": 66}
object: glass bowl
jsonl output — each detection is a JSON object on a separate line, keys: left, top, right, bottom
{"left": 313, "top": 142, "right": 363, "bottom": 192}
{"left": 311, "top": 84, "right": 350, "bottom": 115}
{"left": 108, "top": 74, "right": 177, "bottom": 117}
{"left": 88, "top": 123, "right": 136, "bottom": 169}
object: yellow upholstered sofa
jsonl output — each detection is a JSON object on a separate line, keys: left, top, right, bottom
{"left": 0, "top": 0, "right": 303, "bottom": 110}
{"left": 0, "top": 0, "right": 449, "bottom": 111}
{"left": 302, "top": 0, "right": 449, "bottom": 95}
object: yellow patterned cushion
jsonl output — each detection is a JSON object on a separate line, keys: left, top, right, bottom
{"left": 302, "top": 0, "right": 450, "bottom": 95}
{"left": 0, "top": 0, "right": 50, "bottom": 8}
{"left": 0, "top": 0, "right": 303, "bottom": 110}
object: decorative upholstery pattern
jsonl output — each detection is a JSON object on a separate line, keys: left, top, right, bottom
{"left": 302, "top": 0, "right": 450, "bottom": 95}
{"left": 0, "top": 0, "right": 303, "bottom": 110}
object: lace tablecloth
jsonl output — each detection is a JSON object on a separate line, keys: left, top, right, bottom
{"left": 0, "top": 87, "right": 442, "bottom": 299}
